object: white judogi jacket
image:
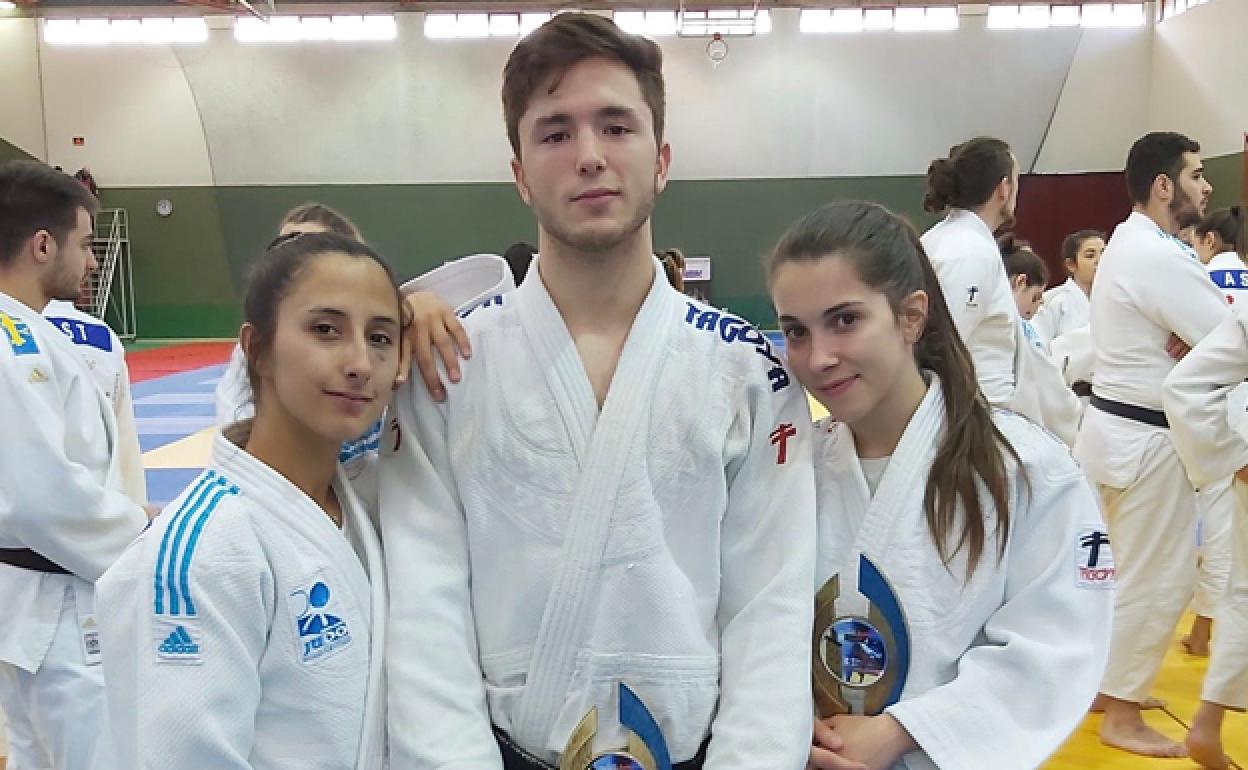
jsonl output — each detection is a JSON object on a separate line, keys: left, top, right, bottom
{"left": 44, "top": 299, "right": 145, "bottom": 504}
{"left": 1031, "top": 278, "right": 1090, "bottom": 344}
{"left": 921, "top": 209, "right": 1017, "bottom": 406}
{"left": 1205, "top": 251, "right": 1248, "bottom": 439}
{"left": 381, "top": 258, "right": 817, "bottom": 769}
{"left": 1049, "top": 325, "right": 1094, "bottom": 388}
{"left": 0, "top": 291, "right": 146, "bottom": 672}
{"left": 1207, "top": 250, "right": 1248, "bottom": 308}
{"left": 1165, "top": 315, "right": 1248, "bottom": 488}
{"left": 97, "top": 433, "right": 387, "bottom": 770}
{"left": 1075, "top": 212, "right": 1229, "bottom": 487}
{"left": 815, "top": 378, "right": 1112, "bottom": 769}
{"left": 1008, "top": 320, "right": 1082, "bottom": 446}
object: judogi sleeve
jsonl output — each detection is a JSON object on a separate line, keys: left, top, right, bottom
{"left": 114, "top": 358, "right": 148, "bottom": 505}
{"left": 379, "top": 371, "right": 501, "bottom": 769}
{"left": 1138, "top": 251, "right": 1229, "bottom": 346}
{"left": 215, "top": 345, "right": 252, "bottom": 427}
{"left": 1164, "top": 315, "right": 1248, "bottom": 489}
{"left": 706, "top": 374, "right": 817, "bottom": 769}
{"left": 1029, "top": 297, "right": 1061, "bottom": 343}
{"left": 0, "top": 347, "right": 146, "bottom": 581}
{"left": 885, "top": 433, "right": 1112, "bottom": 770}
{"left": 936, "top": 246, "right": 1001, "bottom": 343}
{"left": 98, "top": 506, "right": 269, "bottom": 769}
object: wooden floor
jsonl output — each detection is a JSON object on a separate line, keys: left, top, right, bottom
{"left": 1044, "top": 616, "right": 1248, "bottom": 770}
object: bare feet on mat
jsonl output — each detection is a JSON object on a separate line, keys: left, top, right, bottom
{"left": 1182, "top": 633, "right": 1212, "bottom": 657}
{"left": 1182, "top": 615, "right": 1213, "bottom": 657}
{"left": 1186, "top": 730, "right": 1230, "bottom": 770}
{"left": 1099, "top": 704, "right": 1188, "bottom": 758}
{"left": 1089, "top": 693, "right": 1166, "bottom": 712}
{"left": 1187, "top": 702, "right": 1230, "bottom": 769}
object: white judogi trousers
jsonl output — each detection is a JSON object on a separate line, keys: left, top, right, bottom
{"left": 1203, "top": 481, "right": 1248, "bottom": 709}
{"left": 1193, "top": 479, "right": 1233, "bottom": 618}
{"left": 0, "top": 588, "right": 111, "bottom": 770}
{"left": 1096, "top": 434, "right": 1197, "bottom": 702}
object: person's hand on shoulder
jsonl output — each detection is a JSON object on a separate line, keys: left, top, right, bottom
{"left": 401, "top": 291, "right": 472, "bottom": 401}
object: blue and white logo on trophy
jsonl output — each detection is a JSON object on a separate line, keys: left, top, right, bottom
{"left": 813, "top": 553, "right": 911, "bottom": 716}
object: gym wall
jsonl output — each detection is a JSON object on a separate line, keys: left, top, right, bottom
{"left": 1, "top": 5, "right": 1243, "bottom": 334}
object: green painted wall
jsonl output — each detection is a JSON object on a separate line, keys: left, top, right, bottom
{"left": 100, "top": 176, "right": 932, "bottom": 338}
{"left": 1207, "top": 150, "right": 1246, "bottom": 209}
{"left": 0, "top": 137, "right": 35, "bottom": 163}
{"left": 98, "top": 150, "right": 1244, "bottom": 339}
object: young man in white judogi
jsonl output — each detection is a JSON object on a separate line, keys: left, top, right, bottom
{"left": 381, "top": 14, "right": 816, "bottom": 770}
{"left": 919, "top": 138, "right": 1080, "bottom": 444}
{"left": 919, "top": 137, "right": 1021, "bottom": 408}
{"left": 44, "top": 298, "right": 146, "bottom": 505}
{"left": 1074, "top": 132, "right": 1227, "bottom": 758}
{"left": 0, "top": 160, "right": 149, "bottom": 770}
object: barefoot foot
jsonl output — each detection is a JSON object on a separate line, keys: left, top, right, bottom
{"left": 1099, "top": 706, "right": 1187, "bottom": 758}
{"left": 1182, "top": 633, "right": 1212, "bottom": 657}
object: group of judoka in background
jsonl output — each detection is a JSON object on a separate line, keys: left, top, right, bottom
{"left": 918, "top": 130, "right": 1248, "bottom": 767}
{"left": 1, "top": 10, "right": 1246, "bottom": 770}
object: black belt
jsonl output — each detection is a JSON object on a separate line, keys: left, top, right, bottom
{"left": 1072, "top": 381, "right": 1093, "bottom": 398}
{"left": 0, "top": 548, "right": 71, "bottom": 574}
{"left": 495, "top": 726, "right": 709, "bottom": 770}
{"left": 1090, "top": 394, "right": 1169, "bottom": 429}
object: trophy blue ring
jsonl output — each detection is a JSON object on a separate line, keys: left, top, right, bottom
{"left": 559, "top": 683, "right": 672, "bottom": 770}
{"left": 812, "top": 553, "right": 911, "bottom": 716}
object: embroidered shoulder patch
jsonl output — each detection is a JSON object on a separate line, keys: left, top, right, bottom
{"left": 681, "top": 301, "right": 791, "bottom": 392}
{"left": 1074, "top": 528, "right": 1115, "bottom": 590}
{"left": 1, "top": 312, "right": 40, "bottom": 356}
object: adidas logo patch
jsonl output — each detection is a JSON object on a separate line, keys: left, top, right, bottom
{"left": 155, "top": 623, "right": 201, "bottom": 663}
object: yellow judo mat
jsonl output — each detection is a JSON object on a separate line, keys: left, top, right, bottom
{"left": 1044, "top": 615, "right": 1248, "bottom": 770}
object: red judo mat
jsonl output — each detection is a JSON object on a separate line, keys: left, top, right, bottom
{"left": 125, "top": 341, "right": 235, "bottom": 383}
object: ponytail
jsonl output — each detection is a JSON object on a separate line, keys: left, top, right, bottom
{"left": 768, "top": 201, "right": 1020, "bottom": 577}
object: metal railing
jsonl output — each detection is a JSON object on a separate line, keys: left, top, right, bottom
{"left": 81, "top": 208, "right": 137, "bottom": 340}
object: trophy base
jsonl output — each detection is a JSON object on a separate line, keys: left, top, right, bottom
{"left": 493, "top": 726, "right": 711, "bottom": 770}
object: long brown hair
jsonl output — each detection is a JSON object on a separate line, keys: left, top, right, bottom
{"left": 768, "top": 200, "right": 1021, "bottom": 577}
{"left": 659, "top": 247, "right": 686, "bottom": 292}
{"left": 922, "top": 137, "right": 1014, "bottom": 214}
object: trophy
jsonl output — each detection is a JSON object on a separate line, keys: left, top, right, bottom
{"left": 559, "top": 683, "right": 672, "bottom": 770}
{"left": 813, "top": 553, "right": 911, "bottom": 716}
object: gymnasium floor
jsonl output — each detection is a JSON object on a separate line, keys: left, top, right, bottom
{"left": 9, "top": 339, "right": 1233, "bottom": 769}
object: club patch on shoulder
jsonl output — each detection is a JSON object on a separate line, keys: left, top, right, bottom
{"left": 1, "top": 312, "right": 39, "bottom": 356}
{"left": 681, "top": 301, "right": 791, "bottom": 392}
{"left": 1074, "top": 528, "right": 1115, "bottom": 590}
{"left": 289, "top": 576, "right": 352, "bottom": 664}
{"left": 153, "top": 618, "right": 202, "bottom": 664}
